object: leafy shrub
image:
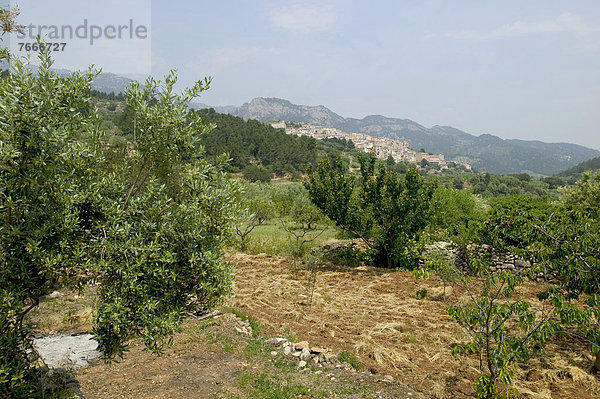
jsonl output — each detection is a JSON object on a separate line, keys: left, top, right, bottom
{"left": 0, "top": 48, "right": 239, "bottom": 394}
{"left": 243, "top": 165, "right": 271, "bottom": 183}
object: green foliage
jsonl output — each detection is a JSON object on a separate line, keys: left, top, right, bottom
{"left": 243, "top": 165, "right": 271, "bottom": 183}
{"left": 0, "top": 50, "right": 101, "bottom": 397}
{"left": 319, "top": 137, "right": 356, "bottom": 153}
{"left": 558, "top": 170, "right": 600, "bottom": 211}
{"left": 237, "top": 370, "right": 312, "bottom": 398}
{"left": 196, "top": 108, "right": 317, "bottom": 174}
{"left": 426, "top": 186, "right": 486, "bottom": 241}
{"left": 321, "top": 244, "right": 374, "bottom": 267}
{"left": 557, "top": 155, "right": 600, "bottom": 179}
{"left": 447, "top": 258, "right": 556, "bottom": 399}
{"left": 472, "top": 175, "right": 600, "bottom": 371}
{"left": 0, "top": 6, "right": 21, "bottom": 60}
{"left": 416, "top": 198, "right": 560, "bottom": 398}
{"left": 470, "top": 173, "right": 551, "bottom": 198}
{"left": 234, "top": 194, "right": 274, "bottom": 250}
{"left": 337, "top": 350, "right": 362, "bottom": 370}
{"left": 92, "top": 71, "right": 240, "bottom": 360}
{"left": 525, "top": 207, "right": 600, "bottom": 368}
{"left": 415, "top": 249, "right": 456, "bottom": 301}
{"left": 415, "top": 288, "right": 428, "bottom": 300}
{"left": 280, "top": 195, "right": 327, "bottom": 271}
{"left": 305, "top": 153, "right": 436, "bottom": 269}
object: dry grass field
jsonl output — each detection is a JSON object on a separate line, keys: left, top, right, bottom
{"left": 225, "top": 251, "right": 600, "bottom": 398}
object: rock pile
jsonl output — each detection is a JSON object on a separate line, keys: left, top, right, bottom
{"left": 265, "top": 338, "right": 356, "bottom": 370}
{"left": 233, "top": 318, "right": 253, "bottom": 336}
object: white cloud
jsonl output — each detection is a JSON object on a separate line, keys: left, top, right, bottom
{"left": 447, "top": 12, "right": 598, "bottom": 40}
{"left": 268, "top": 3, "right": 336, "bottom": 33}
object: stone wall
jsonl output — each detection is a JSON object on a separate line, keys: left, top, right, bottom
{"left": 423, "top": 242, "right": 556, "bottom": 282}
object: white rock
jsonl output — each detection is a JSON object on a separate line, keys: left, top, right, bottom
{"left": 300, "top": 347, "right": 311, "bottom": 361}
{"left": 298, "top": 360, "right": 307, "bottom": 368}
{"left": 33, "top": 334, "right": 100, "bottom": 371}
{"left": 266, "top": 338, "right": 288, "bottom": 345}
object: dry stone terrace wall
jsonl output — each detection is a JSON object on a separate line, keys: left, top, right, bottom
{"left": 317, "top": 240, "right": 556, "bottom": 281}
{"left": 422, "top": 242, "right": 557, "bottom": 282}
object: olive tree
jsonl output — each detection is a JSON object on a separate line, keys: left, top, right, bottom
{"left": 0, "top": 50, "right": 102, "bottom": 396}
{"left": 92, "top": 71, "right": 242, "bottom": 359}
{"left": 1, "top": 49, "right": 241, "bottom": 396}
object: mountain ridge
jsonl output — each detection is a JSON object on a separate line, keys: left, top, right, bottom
{"left": 194, "top": 97, "right": 599, "bottom": 175}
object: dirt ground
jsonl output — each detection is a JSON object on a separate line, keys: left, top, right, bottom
{"left": 77, "top": 314, "right": 249, "bottom": 398}
{"left": 225, "top": 252, "right": 600, "bottom": 399}
{"left": 76, "top": 312, "right": 422, "bottom": 399}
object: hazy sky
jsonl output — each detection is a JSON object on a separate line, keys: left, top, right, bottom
{"left": 8, "top": 1, "right": 600, "bottom": 150}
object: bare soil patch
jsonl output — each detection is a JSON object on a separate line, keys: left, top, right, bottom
{"left": 76, "top": 312, "right": 420, "bottom": 398}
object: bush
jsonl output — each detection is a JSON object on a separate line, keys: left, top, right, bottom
{"left": 243, "top": 165, "right": 271, "bottom": 183}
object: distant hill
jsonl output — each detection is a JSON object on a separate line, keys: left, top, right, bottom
{"left": 90, "top": 72, "right": 133, "bottom": 94}
{"left": 40, "top": 68, "right": 134, "bottom": 94}
{"left": 196, "top": 97, "right": 599, "bottom": 175}
{"left": 557, "top": 156, "right": 600, "bottom": 178}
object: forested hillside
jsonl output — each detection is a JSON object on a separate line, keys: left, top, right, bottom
{"left": 204, "top": 97, "right": 600, "bottom": 175}
{"left": 93, "top": 95, "right": 359, "bottom": 180}
{"left": 195, "top": 108, "right": 319, "bottom": 174}
{"left": 558, "top": 156, "right": 600, "bottom": 178}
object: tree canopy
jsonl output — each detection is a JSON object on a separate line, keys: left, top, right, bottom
{"left": 305, "top": 153, "right": 436, "bottom": 269}
{"left": 0, "top": 48, "right": 240, "bottom": 396}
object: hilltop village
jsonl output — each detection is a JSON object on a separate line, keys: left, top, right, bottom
{"left": 269, "top": 121, "right": 469, "bottom": 170}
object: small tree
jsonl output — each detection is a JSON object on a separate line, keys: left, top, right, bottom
{"left": 242, "top": 165, "right": 271, "bottom": 182}
{"left": 1, "top": 8, "right": 240, "bottom": 395}
{"left": 447, "top": 257, "right": 556, "bottom": 399}
{"left": 418, "top": 196, "right": 558, "bottom": 398}
{"left": 281, "top": 196, "right": 327, "bottom": 271}
{"left": 528, "top": 208, "right": 600, "bottom": 370}
{"left": 558, "top": 170, "right": 600, "bottom": 211}
{"left": 305, "top": 153, "right": 436, "bottom": 269}
{"left": 92, "top": 71, "right": 241, "bottom": 360}
{"left": 235, "top": 198, "right": 273, "bottom": 250}
{"left": 482, "top": 188, "right": 600, "bottom": 370}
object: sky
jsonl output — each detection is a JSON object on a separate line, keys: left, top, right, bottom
{"left": 6, "top": 1, "right": 600, "bottom": 150}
